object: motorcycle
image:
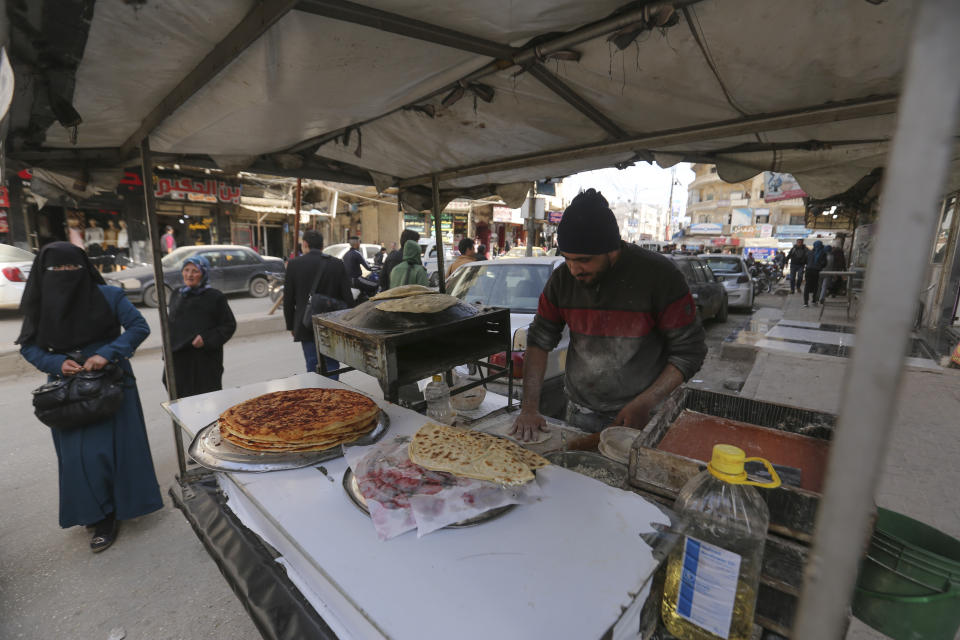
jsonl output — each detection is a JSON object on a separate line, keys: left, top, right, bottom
{"left": 267, "top": 273, "right": 284, "bottom": 302}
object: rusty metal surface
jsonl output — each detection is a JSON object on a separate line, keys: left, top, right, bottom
{"left": 312, "top": 306, "right": 512, "bottom": 402}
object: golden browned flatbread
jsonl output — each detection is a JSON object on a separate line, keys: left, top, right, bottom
{"left": 376, "top": 293, "right": 459, "bottom": 314}
{"left": 370, "top": 284, "right": 434, "bottom": 301}
{"left": 218, "top": 389, "right": 379, "bottom": 452}
{"left": 408, "top": 423, "right": 548, "bottom": 485}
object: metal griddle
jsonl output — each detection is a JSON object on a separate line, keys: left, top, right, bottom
{"left": 312, "top": 302, "right": 513, "bottom": 409}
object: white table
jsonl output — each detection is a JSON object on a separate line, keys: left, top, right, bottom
{"left": 163, "top": 373, "right": 670, "bottom": 640}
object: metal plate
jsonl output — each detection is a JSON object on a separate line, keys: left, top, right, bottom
{"left": 342, "top": 467, "right": 515, "bottom": 528}
{"left": 187, "top": 411, "right": 390, "bottom": 473}
{"left": 545, "top": 451, "right": 628, "bottom": 488}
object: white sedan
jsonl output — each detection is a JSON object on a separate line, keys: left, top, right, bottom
{"left": 445, "top": 256, "right": 569, "bottom": 417}
{"left": 0, "top": 244, "right": 34, "bottom": 309}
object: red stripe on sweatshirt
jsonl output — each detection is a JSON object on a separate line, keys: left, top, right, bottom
{"left": 537, "top": 293, "right": 563, "bottom": 323}
{"left": 561, "top": 308, "right": 657, "bottom": 338}
{"left": 657, "top": 293, "right": 697, "bottom": 330}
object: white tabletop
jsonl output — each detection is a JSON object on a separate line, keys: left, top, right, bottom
{"left": 164, "top": 374, "right": 670, "bottom": 640}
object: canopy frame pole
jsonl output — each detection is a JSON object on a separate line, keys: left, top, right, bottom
{"left": 432, "top": 175, "right": 446, "bottom": 293}
{"left": 794, "top": 1, "right": 960, "bottom": 637}
{"left": 293, "top": 177, "right": 301, "bottom": 257}
{"left": 140, "top": 136, "right": 187, "bottom": 482}
{"left": 397, "top": 95, "right": 897, "bottom": 187}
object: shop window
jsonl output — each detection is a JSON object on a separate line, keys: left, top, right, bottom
{"left": 705, "top": 193, "right": 714, "bottom": 201}
{"left": 755, "top": 214, "right": 770, "bottom": 224}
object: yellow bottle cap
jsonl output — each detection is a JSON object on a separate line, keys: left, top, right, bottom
{"left": 432, "top": 374, "right": 443, "bottom": 382}
{"left": 707, "top": 444, "right": 781, "bottom": 489}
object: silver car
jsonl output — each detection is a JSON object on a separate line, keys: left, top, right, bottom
{"left": 699, "top": 254, "right": 754, "bottom": 309}
{"left": 446, "top": 256, "right": 569, "bottom": 417}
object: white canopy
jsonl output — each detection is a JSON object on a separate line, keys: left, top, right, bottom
{"left": 9, "top": 0, "right": 959, "bottom": 200}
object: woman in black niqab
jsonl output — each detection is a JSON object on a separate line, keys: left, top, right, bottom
{"left": 16, "top": 242, "right": 120, "bottom": 351}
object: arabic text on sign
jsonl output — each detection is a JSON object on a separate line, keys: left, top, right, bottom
{"left": 154, "top": 176, "right": 241, "bottom": 204}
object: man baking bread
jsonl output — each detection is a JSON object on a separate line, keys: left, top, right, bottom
{"left": 510, "top": 189, "right": 707, "bottom": 441}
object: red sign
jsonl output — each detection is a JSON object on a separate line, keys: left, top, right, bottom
{"left": 154, "top": 175, "right": 241, "bottom": 204}
{"left": 0, "top": 187, "right": 9, "bottom": 209}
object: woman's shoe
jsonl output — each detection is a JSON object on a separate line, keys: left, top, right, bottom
{"left": 90, "top": 515, "right": 118, "bottom": 553}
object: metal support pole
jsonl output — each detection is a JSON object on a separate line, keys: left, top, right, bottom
{"left": 293, "top": 177, "right": 301, "bottom": 257}
{"left": 794, "top": 1, "right": 960, "bottom": 638}
{"left": 432, "top": 175, "right": 446, "bottom": 292}
{"left": 139, "top": 137, "right": 187, "bottom": 481}
{"left": 525, "top": 187, "right": 536, "bottom": 257}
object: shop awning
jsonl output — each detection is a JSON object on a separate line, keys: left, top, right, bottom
{"left": 239, "top": 203, "right": 334, "bottom": 217}
{"left": 6, "top": 0, "right": 958, "bottom": 203}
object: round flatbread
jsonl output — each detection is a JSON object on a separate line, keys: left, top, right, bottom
{"left": 376, "top": 293, "right": 459, "bottom": 314}
{"left": 483, "top": 419, "right": 552, "bottom": 445}
{"left": 218, "top": 388, "right": 379, "bottom": 452}
{"left": 370, "top": 284, "right": 434, "bottom": 301}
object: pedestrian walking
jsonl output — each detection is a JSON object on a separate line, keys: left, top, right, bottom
{"left": 161, "top": 226, "right": 177, "bottom": 254}
{"left": 283, "top": 230, "right": 353, "bottom": 377}
{"left": 803, "top": 240, "right": 828, "bottom": 307}
{"left": 786, "top": 239, "right": 808, "bottom": 294}
{"left": 389, "top": 239, "right": 429, "bottom": 288}
{"left": 16, "top": 242, "right": 163, "bottom": 553}
{"left": 165, "top": 255, "right": 237, "bottom": 398}
{"left": 379, "top": 229, "right": 420, "bottom": 292}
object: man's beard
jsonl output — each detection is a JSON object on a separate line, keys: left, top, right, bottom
{"left": 574, "top": 255, "right": 611, "bottom": 285}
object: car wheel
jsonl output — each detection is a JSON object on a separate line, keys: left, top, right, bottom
{"left": 716, "top": 297, "right": 728, "bottom": 322}
{"left": 143, "top": 285, "right": 159, "bottom": 308}
{"left": 248, "top": 277, "right": 269, "bottom": 298}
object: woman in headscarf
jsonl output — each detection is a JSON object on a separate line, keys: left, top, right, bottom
{"left": 16, "top": 242, "right": 162, "bottom": 553}
{"left": 803, "top": 240, "right": 828, "bottom": 307}
{"left": 165, "top": 255, "right": 236, "bottom": 398}
{"left": 388, "top": 239, "right": 429, "bottom": 288}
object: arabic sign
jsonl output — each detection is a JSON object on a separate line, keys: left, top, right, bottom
{"left": 732, "top": 224, "right": 774, "bottom": 237}
{"left": 764, "top": 172, "right": 807, "bottom": 202}
{"left": 493, "top": 206, "right": 523, "bottom": 224}
{"left": 688, "top": 223, "right": 722, "bottom": 235}
{"left": 155, "top": 176, "right": 241, "bottom": 204}
{"left": 547, "top": 210, "right": 563, "bottom": 223}
{"left": 744, "top": 247, "right": 777, "bottom": 261}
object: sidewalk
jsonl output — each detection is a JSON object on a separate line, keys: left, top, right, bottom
{"left": 736, "top": 290, "right": 960, "bottom": 640}
{"left": 0, "top": 309, "right": 286, "bottom": 378}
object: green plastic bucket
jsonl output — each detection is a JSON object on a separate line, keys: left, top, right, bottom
{"left": 853, "top": 509, "right": 960, "bottom": 640}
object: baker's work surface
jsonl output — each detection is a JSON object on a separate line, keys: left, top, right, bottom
{"left": 163, "top": 373, "right": 670, "bottom": 640}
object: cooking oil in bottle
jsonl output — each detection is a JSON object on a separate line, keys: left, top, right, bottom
{"left": 661, "top": 444, "right": 780, "bottom": 640}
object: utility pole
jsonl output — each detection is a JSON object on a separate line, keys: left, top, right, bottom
{"left": 525, "top": 183, "right": 537, "bottom": 257}
{"left": 666, "top": 166, "right": 677, "bottom": 241}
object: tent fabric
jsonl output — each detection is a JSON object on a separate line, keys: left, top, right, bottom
{"left": 27, "top": 0, "right": 952, "bottom": 198}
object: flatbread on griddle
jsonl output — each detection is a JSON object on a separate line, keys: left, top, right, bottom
{"left": 376, "top": 293, "right": 460, "bottom": 314}
{"left": 370, "top": 284, "right": 434, "bottom": 301}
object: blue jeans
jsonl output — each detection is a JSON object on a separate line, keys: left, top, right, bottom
{"left": 301, "top": 341, "right": 340, "bottom": 381}
{"left": 789, "top": 264, "right": 805, "bottom": 292}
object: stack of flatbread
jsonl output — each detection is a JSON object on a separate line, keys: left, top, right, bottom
{"left": 218, "top": 388, "right": 380, "bottom": 452}
{"left": 369, "top": 284, "right": 434, "bottom": 301}
{"left": 409, "top": 423, "right": 549, "bottom": 486}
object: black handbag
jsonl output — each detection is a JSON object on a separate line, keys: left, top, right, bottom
{"left": 31, "top": 363, "right": 127, "bottom": 430}
{"left": 301, "top": 257, "right": 348, "bottom": 330}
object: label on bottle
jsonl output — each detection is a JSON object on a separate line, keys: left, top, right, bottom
{"left": 675, "top": 535, "right": 741, "bottom": 639}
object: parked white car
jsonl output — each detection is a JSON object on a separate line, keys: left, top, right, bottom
{"left": 446, "top": 256, "right": 569, "bottom": 417}
{"left": 418, "top": 238, "right": 456, "bottom": 286}
{"left": 323, "top": 242, "right": 382, "bottom": 270}
{"left": 699, "top": 254, "right": 754, "bottom": 309}
{"left": 0, "top": 244, "right": 34, "bottom": 310}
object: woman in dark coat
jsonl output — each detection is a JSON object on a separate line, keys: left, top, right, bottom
{"left": 166, "top": 255, "right": 236, "bottom": 398}
{"left": 803, "top": 240, "right": 828, "bottom": 307}
{"left": 17, "top": 242, "right": 163, "bottom": 553}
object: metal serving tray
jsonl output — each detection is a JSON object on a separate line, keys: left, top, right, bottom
{"left": 188, "top": 411, "right": 390, "bottom": 473}
{"left": 342, "top": 467, "right": 515, "bottom": 528}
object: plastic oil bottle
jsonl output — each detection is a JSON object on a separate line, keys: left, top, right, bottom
{"left": 424, "top": 374, "right": 454, "bottom": 424}
{"left": 661, "top": 444, "right": 781, "bottom": 640}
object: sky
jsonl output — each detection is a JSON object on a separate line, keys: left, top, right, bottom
{"left": 562, "top": 162, "right": 696, "bottom": 217}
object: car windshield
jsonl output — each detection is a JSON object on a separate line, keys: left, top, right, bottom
{"left": 702, "top": 257, "right": 743, "bottom": 274}
{"left": 447, "top": 263, "right": 552, "bottom": 313}
{"left": 161, "top": 247, "right": 202, "bottom": 269}
{"left": 0, "top": 244, "right": 35, "bottom": 262}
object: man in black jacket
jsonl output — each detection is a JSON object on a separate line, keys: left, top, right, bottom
{"left": 785, "top": 239, "right": 809, "bottom": 294}
{"left": 379, "top": 228, "right": 420, "bottom": 292}
{"left": 283, "top": 230, "right": 353, "bottom": 378}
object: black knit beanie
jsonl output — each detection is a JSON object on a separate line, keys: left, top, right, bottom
{"left": 557, "top": 189, "right": 621, "bottom": 255}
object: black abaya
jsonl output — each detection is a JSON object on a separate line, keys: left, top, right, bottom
{"left": 166, "top": 287, "right": 236, "bottom": 398}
